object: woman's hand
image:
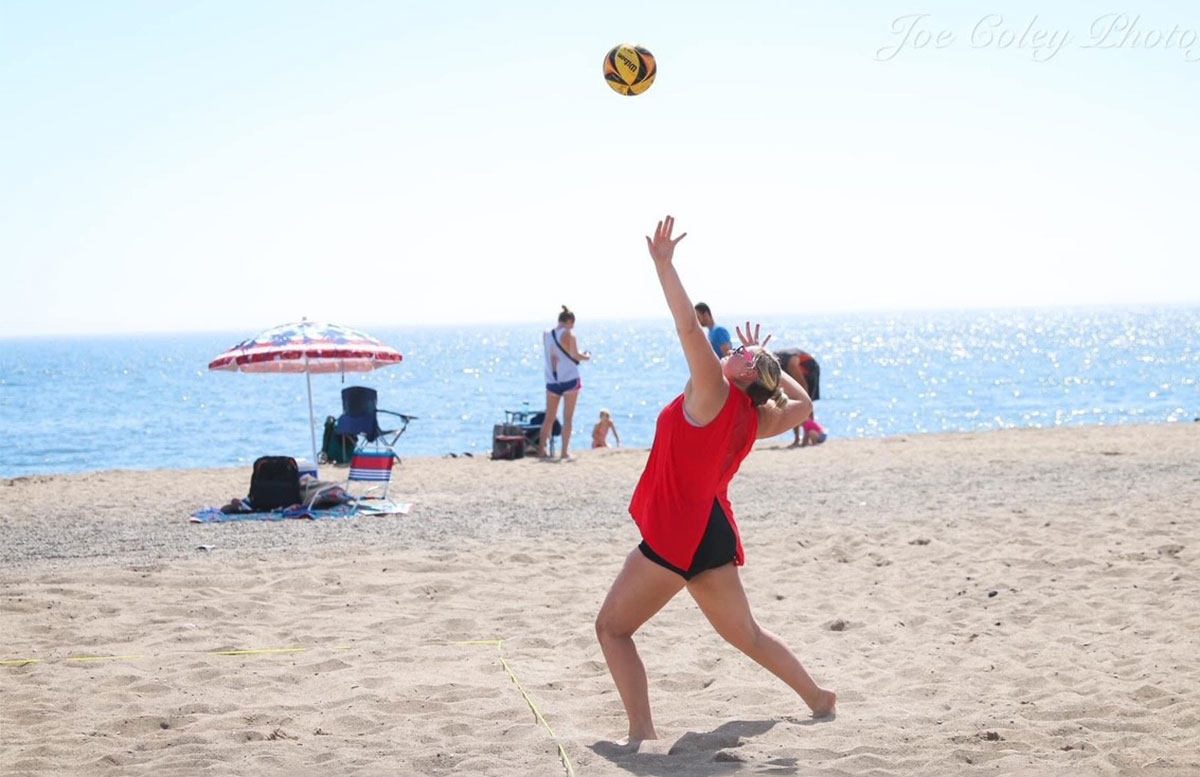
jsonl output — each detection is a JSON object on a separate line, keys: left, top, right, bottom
{"left": 645, "top": 215, "right": 687, "bottom": 265}
{"left": 736, "top": 322, "right": 772, "bottom": 351}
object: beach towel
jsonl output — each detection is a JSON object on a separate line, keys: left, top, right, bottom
{"left": 189, "top": 501, "right": 411, "bottom": 524}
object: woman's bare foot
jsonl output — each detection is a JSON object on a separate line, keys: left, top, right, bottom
{"left": 626, "top": 727, "right": 657, "bottom": 743}
{"left": 810, "top": 689, "right": 837, "bottom": 718}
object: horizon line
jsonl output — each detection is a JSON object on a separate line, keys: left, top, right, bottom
{"left": 2, "top": 300, "right": 1198, "bottom": 341}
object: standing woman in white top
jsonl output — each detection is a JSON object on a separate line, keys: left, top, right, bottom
{"left": 541, "top": 305, "right": 590, "bottom": 460}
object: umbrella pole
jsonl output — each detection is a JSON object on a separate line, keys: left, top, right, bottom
{"left": 305, "top": 369, "right": 320, "bottom": 478}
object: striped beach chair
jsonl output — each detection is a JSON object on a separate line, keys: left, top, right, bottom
{"left": 306, "top": 449, "right": 400, "bottom": 510}
{"left": 346, "top": 450, "right": 398, "bottom": 502}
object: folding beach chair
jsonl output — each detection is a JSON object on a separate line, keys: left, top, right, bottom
{"left": 526, "top": 411, "right": 562, "bottom": 456}
{"left": 347, "top": 449, "right": 398, "bottom": 500}
{"left": 499, "top": 406, "right": 561, "bottom": 457}
{"left": 306, "top": 449, "right": 403, "bottom": 511}
{"left": 335, "top": 387, "right": 416, "bottom": 447}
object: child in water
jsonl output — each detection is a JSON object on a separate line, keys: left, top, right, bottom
{"left": 592, "top": 409, "right": 621, "bottom": 448}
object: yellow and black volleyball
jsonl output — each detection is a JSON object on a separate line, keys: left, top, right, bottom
{"left": 603, "top": 43, "right": 656, "bottom": 96}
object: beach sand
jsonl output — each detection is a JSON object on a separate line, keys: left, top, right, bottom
{"left": 2, "top": 424, "right": 1198, "bottom": 776}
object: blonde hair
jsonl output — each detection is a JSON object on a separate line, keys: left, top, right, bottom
{"left": 742, "top": 347, "right": 788, "bottom": 409}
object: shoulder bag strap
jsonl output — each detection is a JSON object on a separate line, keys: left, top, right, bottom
{"left": 551, "top": 330, "right": 580, "bottom": 365}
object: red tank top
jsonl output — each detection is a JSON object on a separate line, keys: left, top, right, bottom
{"left": 628, "top": 386, "right": 759, "bottom": 570}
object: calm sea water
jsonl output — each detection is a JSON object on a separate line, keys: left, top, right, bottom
{"left": 1, "top": 306, "right": 1197, "bottom": 478}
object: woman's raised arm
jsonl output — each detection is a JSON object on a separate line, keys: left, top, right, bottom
{"left": 646, "top": 215, "right": 727, "bottom": 422}
{"left": 756, "top": 367, "right": 814, "bottom": 440}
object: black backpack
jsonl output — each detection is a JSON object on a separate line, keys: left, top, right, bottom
{"left": 248, "top": 456, "right": 301, "bottom": 510}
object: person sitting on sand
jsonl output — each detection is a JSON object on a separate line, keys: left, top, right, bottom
{"left": 594, "top": 215, "right": 836, "bottom": 743}
{"left": 592, "top": 409, "right": 621, "bottom": 448}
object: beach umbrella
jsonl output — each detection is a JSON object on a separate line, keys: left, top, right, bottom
{"left": 208, "top": 320, "right": 403, "bottom": 474}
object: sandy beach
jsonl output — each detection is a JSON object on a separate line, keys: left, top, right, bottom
{"left": 2, "top": 424, "right": 1198, "bottom": 776}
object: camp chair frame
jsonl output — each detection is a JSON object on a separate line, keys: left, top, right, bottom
{"left": 325, "top": 411, "right": 416, "bottom": 465}
{"left": 374, "top": 410, "right": 416, "bottom": 448}
{"left": 503, "top": 408, "right": 562, "bottom": 455}
{"left": 525, "top": 411, "right": 562, "bottom": 456}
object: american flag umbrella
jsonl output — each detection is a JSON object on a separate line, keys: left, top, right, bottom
{"left": 208, "top": 320, "right": 403, "bottom": 473}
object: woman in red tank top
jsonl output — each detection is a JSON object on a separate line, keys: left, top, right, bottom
{"left": 595, "top": 216, "right": 837, "bottom": 742}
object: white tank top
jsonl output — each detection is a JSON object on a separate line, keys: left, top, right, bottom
{"left": 543, "top": 326, "right": 580, "bottom": 384}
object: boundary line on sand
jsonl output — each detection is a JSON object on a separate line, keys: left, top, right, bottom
{"left": 4, "top": 640, "right": 576, "bottom": 777}
{"left": 452, "top": 639, "right": 577, "bottom": 777}
{"left": 0, "top": 646, "right": 345, "bottom": 667}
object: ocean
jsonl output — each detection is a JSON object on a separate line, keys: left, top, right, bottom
{"left": 1, "top": 306, "right": 1197, "bottom": 479}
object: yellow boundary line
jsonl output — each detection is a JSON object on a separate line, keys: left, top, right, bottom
{"left": 0, "top": 646, "right": 352, "bottom": 666}
{"left": 452, "top": 639, "right": 576, "bottom": 777}
{"left": 210, "top": 648, "right": 307, "bottom": 656}
{"left": 5, "top": 640, "right": 574, "bottom": 777}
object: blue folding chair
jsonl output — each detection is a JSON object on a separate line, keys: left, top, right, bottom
{"left": 335, "top": 387, "right": 415, "bottom": 450}
{"left": 527, "top": 411, "right": 562, "bottom": 456}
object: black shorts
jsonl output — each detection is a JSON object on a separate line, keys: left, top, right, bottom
{"left": 639, "top": 499, "right": 737, "bottom": 580}
{"left": 804, "top": 360, "right": 820, "bottom": 401}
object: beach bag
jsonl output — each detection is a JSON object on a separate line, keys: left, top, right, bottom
{"left": 492, "top": 424, "right": 526, "bottom": 460}
{"left": 321, "top": 415, "right": 358, "bottom": 465}
{"left": 248, "top": 456, "right": 301, "bottom": 510}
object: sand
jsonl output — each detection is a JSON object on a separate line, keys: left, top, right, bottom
{"left": 2, "top": 424, "right": 1198, "bottom": 776}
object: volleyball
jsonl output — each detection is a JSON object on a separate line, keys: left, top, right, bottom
{"left": 603, "top": 43, "right": 656, "bottom": 96}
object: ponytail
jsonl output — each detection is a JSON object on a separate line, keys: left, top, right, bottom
{"left": 746, "top": 381, "right": 788, "bottom": 408}
{"left": 744, "top": 347, "right": 785, "bottom": 407}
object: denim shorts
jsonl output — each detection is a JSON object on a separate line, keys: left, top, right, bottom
{"left": 546, "top": 378, "right": 581, "bottom": 396}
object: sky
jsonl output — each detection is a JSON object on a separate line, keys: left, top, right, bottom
{"left": 2, "top": 0, "right": 1197, "bottom": 337}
